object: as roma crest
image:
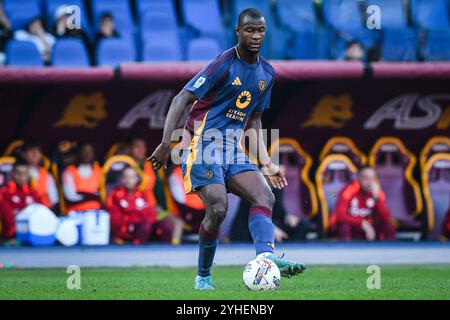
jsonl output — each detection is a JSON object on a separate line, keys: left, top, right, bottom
{"left": 258, "top": 80, "right": 267, "bottom": 92}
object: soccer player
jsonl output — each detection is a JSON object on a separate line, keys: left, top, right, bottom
{"left": 149, "top": 8, "right": 306, "bottom": 290}
{"left": 329, "top": 166, "right": 396, "bottom": 241}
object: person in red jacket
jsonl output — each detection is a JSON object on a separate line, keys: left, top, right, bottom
{"left": 330, "top": 166, "right": 396, "bottom": 241}
{"left": 0, "top": 160, "right": 42, "bottom": 242}
{"left": 107, "top": 166, "right": 173, "bottom": 245}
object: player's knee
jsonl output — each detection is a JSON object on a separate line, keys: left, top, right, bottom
{"left": 253, "top": 188, "right": 275, "bottom": 209}
{"left": 209, "top": 200, "right": 228, "bottom": 224}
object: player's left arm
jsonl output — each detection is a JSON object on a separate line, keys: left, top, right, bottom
{"left": 246, "top": 111, "right": 287, "bottom": 190}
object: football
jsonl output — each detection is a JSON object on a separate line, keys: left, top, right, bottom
{"left": 243, "top": 258, "right": 281, "bottom": 291}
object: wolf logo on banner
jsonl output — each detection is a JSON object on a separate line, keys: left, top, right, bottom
{"left": 302, "top": 94, "right": 353, "bottom": 128}
{"left": 54, "top": 92, "right": 107, "bottom": 128}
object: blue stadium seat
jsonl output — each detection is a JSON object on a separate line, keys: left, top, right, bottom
{"left": 143, "top": 40, "right": 183, "bottom": 62}
{"left": 52, "top": 39, "right": 90, "bottom": 67}
{"left": 290, "top": 31, "right": 319, "bottom": 60}
{"left": 276, "top": 0, "right": 317, "bottom": 32}
{"left": 181, "top": 0, "right": 223, "bottom": 33}
{"left": 366, "top": 0, "right": 407, "bottom": 29}
{"left": 187, "top": 38, "right": 220, "bottom": 61}
{"left": 322, "top": 0, "right": 362, "bottom": 31}
{"left": 423, "top": 30, "right": 450, "bottom": 61}
{"left": 6, "top": 40, "right": 44, "bottom": 67}
{"left": 4, "top": 0, "right": 41, "bottom": 30}
{"left": 45, "top": 0, "right": 90, "bottom": 33}
{"left": 382, "top": 29, "right": 417, "bottom": 61}
{"left": 97, "top": 39, "right": 137, "bottom": 66}
{"left": 136, "top": 0, "right": 175, "bottom": 13}
{"left": 136, "top": 0, "right": 178, "bottom": 24}
{"left": 140, "top": 11, "right": 178, "bottom": 38}
{"left": 410, "top": 0, "right": 450, "bottom": 30}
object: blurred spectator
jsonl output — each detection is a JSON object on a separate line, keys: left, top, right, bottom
{"left": 126, "top": 135, "right": 184, "bottom": 244}
{"left": 52, "top": 5, "right": 90, "bottom": 48}
{"left": 107, "top": 166, "right": 173, "bottom": 245}
{"left": 14, "top": 17, "right": 55, "bottom": 64}
{"left": 94, "top": 12, "right": 119, "bottom": 43}
{"left": 344, "top": 40, "right": 365, "bottom": 61}
{"left": 330, "top": 166, "right": 396, "bottom": 241}
{"left": 21, "top": 142, "right": 59, "bottom": 210}
{"left": 62, "top": 142, "right": 101, "bottom": 213}
{"left": 0, "top": 0, "right": 12, "bottom": 65}
{"left": 0, "top": 160, "right": 42, "bottom": 242}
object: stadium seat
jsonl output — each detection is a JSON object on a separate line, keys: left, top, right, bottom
{"left": 143, "top": 40, "right": 183, "bottom": 62}
{"left": 6, "top": 40, "right": 44, "bottom": 67}
{"left": 52, "top": 39, "right": 90, "bottom": 67}
{"left": 420, "top": 136, "right": 450, "bottom": 170}
{"left": 104, "top": 142, "right": 128, "bottom": 161}
{"left": 423, "top": 30, "right": 450, "bottom": 61}
{"left": 3, "top": 139, "right": 51, "bottom": 169}
{"left": 315, "top": 154, "right": 358, "bottom": 232}
{"left": 366, "top": 0, "right": 407, "bottom": 29}
{"left": 422, "top": 153, "right": 450, "bottom": 238}
{"left": 290, "top": 31, "right": 320, "bottom": 60}
{"left": 369, "top": 137, "right": 424, "bottom": 229}
{"left": 187, "top": 38, "right": 220, "bottom": 61}
{"left": 3, "top": 0, "right": 41, "bottom": 30}
{"left": 181, "top": 0, "right": 223, "bottom": 34}
{"left": 45, "top": 0, "right": 90, "bottom": 33}
{"left": 136, "top": 0, "right": 175, "bottom": 14}
{"left": 410, "top": 0, "right": 450, "bottom": 30}
{"left": 382, "top": 28, "right": 418, "bottom": 62}
{"left": 276, "top": 0, "right": 317, "bottom": 32}
{"left": 0, "top": 157, "right": 16, "bottom": 188}
{"left": 319, "top": 137, "right": 367, "bottom": 168}
{"left": 322, "top": 0, "right": 363, "bottom": 32}
{"left": 140, "top": 11, "right": 178, "bottom": 38}
{"left": 97, "top": 39, "right": 137, "bottom": 67}
{"left": 101, "top": 155, "right": 140, "bottom": 203}
{"left": 269, "top": 138, "right": 319, "bottom": 221}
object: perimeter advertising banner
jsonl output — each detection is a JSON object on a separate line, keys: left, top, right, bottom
{"left": 0, "top": 64, "right": 448, "bottom": 160}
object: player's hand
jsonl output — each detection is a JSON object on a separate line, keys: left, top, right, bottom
{"left": 147, "top": 142, "right": 171, "bottom": 170}
{"left": 285, "top": 214, "right": 300, "bottom": 228}
{"left": 274, "top": 226, "right": 289, "bottom": 243}
{"left": 261, "top": 162, "right": 288, "bottom": 190}
{"left": 370, "top": 182, "right": 381, "bottom": 200}
{"left": 361, "top": 220, "right": 376, "bottom": 242}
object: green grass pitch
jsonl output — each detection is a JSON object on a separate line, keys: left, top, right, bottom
{"left": 1, "top": 265, "right": 449, "bottom": 300}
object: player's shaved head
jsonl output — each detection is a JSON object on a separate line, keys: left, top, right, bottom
{"left": 238, "top": 8, "right": 264, "bottom": 27}
{"left": 236, "top": 8, "right": 266, "bottom": 56}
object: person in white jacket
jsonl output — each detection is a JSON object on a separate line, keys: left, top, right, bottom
{"left": 14, "top": 17, "right": 55, "bottom": 64}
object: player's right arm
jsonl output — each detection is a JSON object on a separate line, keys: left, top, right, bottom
{"left": 148, "top": 89, "right": 196, "bottom": 170}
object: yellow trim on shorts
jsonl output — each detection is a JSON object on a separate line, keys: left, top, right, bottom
{"left": 183, "top": 112, "right": 209, "bottom": 193}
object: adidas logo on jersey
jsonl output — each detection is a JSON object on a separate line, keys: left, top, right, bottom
{"left": 232, "top": 77, "right": 242, "bottom": 86}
